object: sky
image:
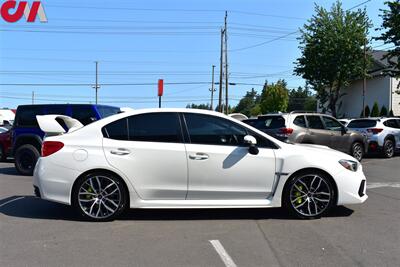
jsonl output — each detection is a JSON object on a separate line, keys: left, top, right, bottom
{"left": 0, "top": 0, "right": 391, "bottom": 109}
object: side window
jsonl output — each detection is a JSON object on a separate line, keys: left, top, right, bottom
{"left": 102, "top": 118, "right": 128, "bottom": 140}
{"left": 306, "top": 116, "right": 324, "bottom": 129}
{"left": 128, "top": 113, "right": 182, "bottom": 143}
{"left": 16, "top": 106, "right": 43, "bottom": 127}
{"left": 71, "top": 106, "right": 98, "bottom": 125}
{"left": 322, "top": 116, "right": 342, "bottom": 131}
{"left": 383, "top": 119, "right": 397, "bottom": 128}
{"left": 293, "top": 115, "right": 306, "bottom": 127}
{"left": 184, "top": 113, "right": 247, "bottom": 146}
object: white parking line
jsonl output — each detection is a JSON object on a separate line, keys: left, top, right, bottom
{"left": 0, "top": 196, "right": 25, "bottom": 208}
{"left": 209, "top": 240, "right": 237, "bottom": 267}
{"left": 368, "top": 182, "right": 400, "bottom": 189}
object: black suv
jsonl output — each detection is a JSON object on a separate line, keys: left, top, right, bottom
{"left": 12, "top": 104, "right": 120, "bottom": 175}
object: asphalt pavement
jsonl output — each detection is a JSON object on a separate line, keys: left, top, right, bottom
{"left": 1, "top": 157, "right": 399, "bottom": 267}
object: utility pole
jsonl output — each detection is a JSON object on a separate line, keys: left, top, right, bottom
{"left": 224, "top": 11, "right": 229, "bottom": 115}
{"left": 32, "top": 91, "right": 34, "bottom": 104}
{"left": 92, "top": 61, "right": 100, "bottom": 104}
{"left": 218, "top": 28, "right": 224, "bottom": 113}
{"left": 209, "top": 65, "right": 216, "bottom": 110}
{"left": 362, "top": 38, "right": 367, "bottom": 117}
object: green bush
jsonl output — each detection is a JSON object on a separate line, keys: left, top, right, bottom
{"left": 360, "top": 105, "right": 370, "bottom": 117}
{"left": 380, "top": 106, "right": 388, "bottom": 116}
{"left": 371, "top": 102, "right": 380, "bottom": 117}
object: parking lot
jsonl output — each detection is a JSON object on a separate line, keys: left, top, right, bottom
{"left": 0, "top": 157, "right": 399, "bottom": 267}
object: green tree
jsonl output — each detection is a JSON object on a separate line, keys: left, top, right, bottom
{"left": 234, "top": 88, "right": 259, "bottom": 117}
{"left": 363, "top": 105, "right": 371, "bottom": 117}
{"left": 250, "top": 104, "right": 262, "bottom": 116}
{"left": 287, "top": 86, "right": 317, "bottom": 112}
{"left": 260, "top": 80, "right": 289, "bottom": 113}
{"left": 380, "top": 105, "right": 388, "bottom": 116}
{"left": 294, "top": 1, "right": 371, "bottom": 117}
{"left": 186, "top": 103, "right": 211, "bottom": 110}
{"left": 375, "top": 1, "right": 400, "bottom": 78}
{"left": 371, "top": 102, "right": 380, "bottom": 117}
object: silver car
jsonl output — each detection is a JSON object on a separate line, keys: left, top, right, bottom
{"left": 347, "top": 117, "right": 400, "bottom": 158}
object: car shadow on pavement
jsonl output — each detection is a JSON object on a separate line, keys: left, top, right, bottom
{"left": 0, "top": 195, "right": 354, "bottom": 222}
{"left": 0, "top": 166, "right": 20, "bottom": 176}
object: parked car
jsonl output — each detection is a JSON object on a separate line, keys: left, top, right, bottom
{"left": 347, "top": 117, "right": 400, "bottom": 158}
{"left": 0, "top": 129, "right": 11, "bottom": 161}
{"left": 33, "top": 108, "right": 367, "bottom": 221}
{"left": 242, "top": 112, "right": 367, "bottom": 161}
{"left": 11, "top": 104, "right": 121, "bottom": 175}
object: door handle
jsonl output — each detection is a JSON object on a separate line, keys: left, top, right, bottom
{"left": 189, "top": 153, "right": 209, "bottom": 160}
{"left": 110, "top": 148, "right": 131, "bottom": 156}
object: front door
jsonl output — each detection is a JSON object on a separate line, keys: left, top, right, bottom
{"left": 182, "top": 113, "right": 276, "bottom": 200}
{"left": 102, "top": 112, "right": 188, "bottom": 200}
{"left": 305, "top": 115, "right": 331, "bottom": 147}
{"left": 321, "top": 116, "right": 348, "bottom": 152}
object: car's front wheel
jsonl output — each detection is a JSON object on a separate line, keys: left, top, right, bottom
{"left": 283, "top": 171, "right": 336, "bottom": 219}
{"left": 351, "top": 142, "right": 364, "bottom": 162}
{"left": 72, "top": 172, "right": 128, "bottom": 221}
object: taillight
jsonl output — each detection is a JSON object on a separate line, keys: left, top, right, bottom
{"left": 367, "top": 128, "right": 383, "bottom": 135}
{"left": 278, "top": 128, "right": 294, "bottom": 135}
{"left": 41, "top": 141, "right": 64, "bottom": 157}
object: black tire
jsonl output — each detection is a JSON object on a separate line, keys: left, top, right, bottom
{"left": 383, "top": 139, "right": 395, "bottom": 158}
{"left": 14, "top": 144, "right": 40, "bottom": 176}
{"left": 0, "top": 144, "right": 6, "bottom": 162}
{"left": 283, "top": 171, "right": 336, "bottom": 219}
{"left": 351, "top": 142, "right": 364, "bottom": 162}
{"left": 72, "top": 172, "right": 128, "bottom": 222}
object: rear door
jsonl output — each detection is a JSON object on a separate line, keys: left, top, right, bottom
{"left": 102, "top": 112, "right": 188, "bottom": 200}
{"left": 304, "top": 115, "right": 331, "bottom": 146}
{"left": 384, "top": 119, "right": 400, "bottom": 150}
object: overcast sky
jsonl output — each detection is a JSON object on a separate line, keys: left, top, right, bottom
{"left": 0, "top": 0, "right": 389, "bottom": 109}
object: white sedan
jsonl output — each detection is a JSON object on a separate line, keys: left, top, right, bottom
{"left": 33, "top": 109, "right": 367, "bottom": 221}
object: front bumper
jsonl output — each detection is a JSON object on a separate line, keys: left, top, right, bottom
{"left": 335, "top": 166, "right": 368, "bottom": 205}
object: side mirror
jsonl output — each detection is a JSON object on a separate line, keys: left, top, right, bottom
{"left": 341, "top": 126, "right": 347, "bottom": 135}
{"left": 244, "top": 135, "right": 259, "bottom": 155}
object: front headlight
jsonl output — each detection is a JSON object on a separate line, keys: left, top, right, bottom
{"left": 339, "top": 159, "right": 359, "bottom": 172}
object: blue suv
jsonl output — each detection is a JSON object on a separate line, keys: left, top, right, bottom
{"left": 12, "top": 104, "right": 121, "bottom": 175}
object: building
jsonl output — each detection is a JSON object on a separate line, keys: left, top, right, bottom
{"left": 319, "top": 50, "right": 400, "bottom": 118}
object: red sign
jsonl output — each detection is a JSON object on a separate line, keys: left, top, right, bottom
{"left": 158, "top": 79, "right": 164, "bottom": 97}
{"left": 1, "top": 0, "right": 47, "bottom": 23}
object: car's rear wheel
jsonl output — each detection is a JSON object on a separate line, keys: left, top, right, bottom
{"left": 283, "top": 171, "right": 336, "bottom": 219}
{"left": 14, "top": 144, "right": 40, "bottom": 175}
{"left": 0, "top": 144, "right": 6, "bottom": 162}
{"left": 351, "top": 142, "right": 364, "bottom": 161}
{"left": 72, "top": 172, "right": 128, "bottom": 221}
{"left": 383, "top": 139, "right": 394, "bottom": 158}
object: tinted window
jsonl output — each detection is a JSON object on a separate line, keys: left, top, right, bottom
{"left": 396, "top": 120, "right": 400, "bottom": 129}
{"left": 306, "top": 116, "right": 324, "bottom": 129}
{"left": 45, "top": 106, "right": 67, "bottom": 115}
{"left": 97, "top": 106, "right": 121, "bottom": 118}
{"left": 383, "top": 119, "right": 398, "bottom": 128}
{"left": 16, "top": 106, "right": 44, "bottom": 127}
{"left": 293, "top": 115, "right": 306, "bottom": 127}
{"left": 347, "top": 119, "right": 377, "bottom": 128}
{"left": 257, "top": 116, "right": 286, "bottom": 129}
{"left": 71, "top": 106, "right": 98, "bottom": 125}
{"left": 128, "top": 113, "right": 182, "bottom": 143}
{"left": 184, "top": 113, "right": 247, "bottom": 146}
{"left": 322, "top": 116, "right": 342, "bottom": 131}
{"left": 102, "top": 118, "right": 128, "bottom": 140}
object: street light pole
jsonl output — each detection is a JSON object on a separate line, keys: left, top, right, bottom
{"left": 93, "top": 61, "right": 100, "bottom": 105}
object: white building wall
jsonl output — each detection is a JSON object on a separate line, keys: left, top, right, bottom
{"left": 339, "top": 76, "right": 391, "bottom": 118}
{"left": 391, "top": 78, "right": 400, "bottom": 116}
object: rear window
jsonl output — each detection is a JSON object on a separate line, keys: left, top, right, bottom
{"left": 347, "top": 119, "right": 377, "bottom": 128}
{"left": 15, "top": 106, "right": 44, "bottom": 127}
{"left": 71, "top": 106, "right": 98, "bottom": 125}
{"left": 256, "top": 116, "right": 286, "bottom": 129}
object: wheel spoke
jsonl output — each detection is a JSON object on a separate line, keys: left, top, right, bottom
{"left": 294, "top": 184, "right": 307, "bottom": 195}
{"left": 313, "top": 197, "right": 330, "bottom": 203}
{"left": 95, "top": 176, "right": 102, "bottom": 192}
{"left": 297, "top": 179, "right": 309, "bottom": 191}
{"left": 103, "top": 188, "right": 118, "bottom": 197}
{"left": 102, "top": 201, "right": 116, "bottom": 213}
{"left": 88, "top": 179, "right": 98, "bottom": 194}
{"left": 105, "top": 198, "right": 118, "bottom": 208}
{"left": 291, "top": 194, "right": 306, "bottom": 204}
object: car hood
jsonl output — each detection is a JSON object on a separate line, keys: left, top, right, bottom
{"left": 285, "top": 143, "right": 357, "bottom": 162}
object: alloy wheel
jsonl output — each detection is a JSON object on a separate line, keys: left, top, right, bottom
{"left": 78, "top": 176, "right": 122, "bottom": 219}
{"left": 384, "top": 140, "right": 394, "bottom": 158}
{"left": 352, "top": 143, "right": 363, "bottom": 161}
{"left": 289, "top": 174, "right": 332, "bottom": 217}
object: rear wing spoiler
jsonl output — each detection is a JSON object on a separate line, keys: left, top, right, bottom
{"left": 36, "top": 115, "right": 84, "bottom": 136}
